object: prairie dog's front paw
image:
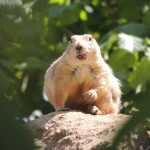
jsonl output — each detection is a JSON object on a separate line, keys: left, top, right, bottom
{"left": 84, "top": 89, "right": 97, "bottom": 102}
{"left": 88, "top": 106, "right": 101, "bottom": 115}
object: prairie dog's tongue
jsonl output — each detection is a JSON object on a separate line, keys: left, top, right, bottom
{"left": 77, "top": 54, "right": 86, "bottom": 60}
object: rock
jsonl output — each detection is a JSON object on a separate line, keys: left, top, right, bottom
{"left": 27, "top": 111, "right": 130, "bottom": 150}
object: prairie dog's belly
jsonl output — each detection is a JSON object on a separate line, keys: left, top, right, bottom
{"left": 65, "top": 65, "right": 95, "bottom": 109}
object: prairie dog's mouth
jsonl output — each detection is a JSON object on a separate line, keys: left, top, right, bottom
{"left": 77, "top": 54, "right": 86, "bottom": 60}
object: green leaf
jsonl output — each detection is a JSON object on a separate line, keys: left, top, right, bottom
{"left": 128, "top": 57, "right": 150, "bottom": 89}
{"left": 100, "top": 32, "right": 117, "bottom": 51}
{"left": 108, "top": 49, "right": 138, "bottom": 72}
{"left": 117, "top": 23, "right": 150, "bottom": 37}
{"left": 80, "top": 10, "right": 88, "bottom": 21}
{"left": 117, "top": 33, "right": 146, "bottom": 52}
{"left": 49, "top": 5, "right": 66, "bottom": 18}
{"left": 0, "top": 100, "right": 34, "bottom": 150}
{"left": 23, "top": 0, "right": 37, "bottom": 13}
{"left": 143, "top": 10, "right": 150, "bottom": 26}
{"left": 49, "top": 4, "right": 80, "bottom": 25}
{"left": 118, "top": 0, "right": 140, "bottom": 21}
{"left": 0, "top": 0, "right": 22, "bottom": 8}
{"left": 91, "top": 0, "right": 100, "bottom": 6}
{"left": 49, "top": 0, "right": 65, "bottom": 5}
{"left": 26, "top": 57, "right": 46, "bottom": 70}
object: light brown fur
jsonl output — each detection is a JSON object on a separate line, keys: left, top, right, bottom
{"left": 43, "top": 34, "right": 121, "bottom": 115}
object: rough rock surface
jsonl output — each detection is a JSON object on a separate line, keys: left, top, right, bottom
{"left": 27, "top": 110, "right": 130, "bottom": 150}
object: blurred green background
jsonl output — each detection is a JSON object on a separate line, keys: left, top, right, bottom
{"left": 1, "top": 0, "right": 150, "bottom": 120}
{"left": 1, "top": 0, "right": 150, "bottom": 149}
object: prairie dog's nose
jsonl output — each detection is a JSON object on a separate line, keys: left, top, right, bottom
{"left": 76, "top": 44, "right": 82, "bottom": 51}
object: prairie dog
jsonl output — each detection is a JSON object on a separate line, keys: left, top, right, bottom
{"left": 43, "top": 34, "right": 121, "bottom": 115}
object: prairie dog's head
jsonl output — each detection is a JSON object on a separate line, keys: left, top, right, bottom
{"left": 65, "top": 34, "right": 101, "bottom": 63}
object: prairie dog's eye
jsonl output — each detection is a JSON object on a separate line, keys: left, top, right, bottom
{"left": 89, "top": 37, "right": 92, "bottom": 41}
{"left": 69, "top": 39, "right": 73, "bottom": 43}
{"left": 69, "top": 37, "right": 74, "bottom": 43}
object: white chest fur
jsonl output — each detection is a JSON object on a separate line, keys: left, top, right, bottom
{"left": 72, "top": 65, "right": 92, "bottom": 82}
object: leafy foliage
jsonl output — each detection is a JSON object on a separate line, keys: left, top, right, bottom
{"left": 0, "top": 99, "right": 34, "bottom": 150}
{"left": 0, "top": 0, "right": 150, "bottom": 148}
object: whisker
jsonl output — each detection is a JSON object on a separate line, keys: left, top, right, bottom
{"left": 63, "top": 27, "right": 73, "bottom": 37}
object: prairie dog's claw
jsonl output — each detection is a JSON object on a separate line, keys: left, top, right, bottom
{"left": 88, "top": 106, "right": 101, "bottom": 115}
{"left": 84, "top": 89, "right": 97, "bottom": 102}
